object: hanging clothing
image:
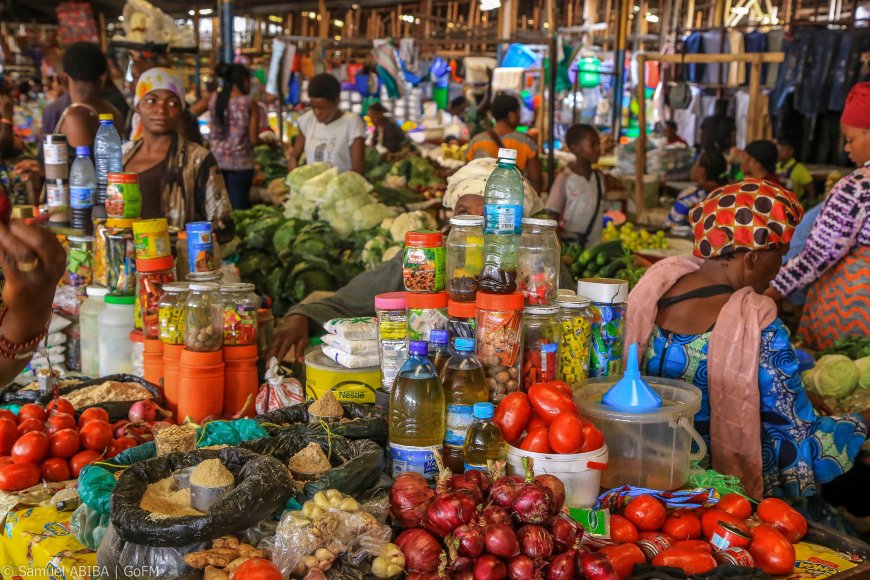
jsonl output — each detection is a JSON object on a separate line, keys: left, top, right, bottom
{"left": 744, "top": 30, "right": 768, "bottom": 85}
{"left": 795, "top": 29, "right": 840, "bottom": 117}
{"left": 765, "top": 29, "right": 786, "bottom": 88}
{"left": 735, "top": 90, "right": 750, "bottom": 149}
{"left": 828, "top": 31, "right": 858, "bottom": 112}
{"left": 683, "top": 32, "right": 706, "bottom": 83}
{"left": 701, "top": 30, "right": 729, "bottom": 85}
{"left": 673, "top": 85, "right": 702, "bottom": 146}
{"left": 727, "top": 31, "right": 746, "bottom": 86}
{"left": 770, "top": 31, "right": 811, "bottom": 114}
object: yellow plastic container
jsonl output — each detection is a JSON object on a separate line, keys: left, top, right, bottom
{"left": 305, "top": 350, "right": 379, "bottom": 404}
{"left": 133, "top": 218, "right": 171, "bottom": 260}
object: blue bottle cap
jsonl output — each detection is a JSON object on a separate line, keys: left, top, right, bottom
{"left": 473, "top": 402, "right": 494, "bottom": 419}
{"left": 75, "top": 146, "right": 90, "bottom": 156}
{"left": 430, "top": 329, "right": 449, "bottom": 345}
{"left": 409, "top": 340, "right": 429, "bottom": 356}
{"left": 455, "top": 338, "right": 475, "bottom": 351}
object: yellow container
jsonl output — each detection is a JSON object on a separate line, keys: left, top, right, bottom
{"left": 304, "top": 350, "right": 379, "bottom": 404}
{"left": 133, "top": 218, "right": 171, "bottom": 260}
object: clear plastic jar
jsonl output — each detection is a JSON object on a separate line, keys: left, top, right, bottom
{"left": 376, "top": 292, "right": 408, "bottom": 392}
{"left": 159, "top": 282, "right": 189, "bottom": 345}
{"left": 557, "top": 295, "right": 593, "bottom": 385}
{"left": 66, "top": 235, "right": 94, "bottom": 301}
{"left": 221, "top": 283, "right": 259, "bottom": 346}
{"left": 446, "top": 216, "right": 484, "bottom": 303}
{"left": 475, "top": 292, "right": 524, "bottom": 402}
{"left": 447, "top": 299, "right": 477, "bottom": 351}
{"left": 130, "top": 330, "right": 145, "bottom": 377}
{"left": 518, "top": 218, "right": 560, "bottom": 306}
{"left": 184, "top": 283, "right": 223, "bottom": 352}
{"left": 522, "top": 305, "right": 561, "bottom": 391}
{"left": 578, "top": 279, "right": 630, "bottom": 377}
{"left": 98, "top": 295, "right": 136, "bottom": 376}
{"left": 81, "top": 285, "right": 108, "bottom": 377}
{"left": 105, "top": 218, "right": 137, "bottom": 296}
{"left": 406, "top": 291, "right": 448, "bottom": 342}
{"left": 136, "top": 257, "right": 177, "bottom": 340}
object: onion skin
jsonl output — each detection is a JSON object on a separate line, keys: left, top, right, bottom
{"left": 390, "top": 473, "right": 436, "bottom": 529}
{"left": 547, "top": 550, "right": 578, "bottom": 580}
{"left": 449, "top": 473, "right": 484, "bottom": 504}
{"left": 577, "top": 551, "right": 619, "bottom": 580}
{"left": 547, "top": 515, "right": 580, "bottom": 554}
{"left": 534, "top": 474, "right": 565, "bottom": 515}
{"left": 483, "top": 504, "right": 513, "bottom": 526}
{"left": 508, "top": 555, "right": 536, "bottom": 580}
{"left": 490, "top": 476, "right": 523, "bottom": 508}
{"left": 485, "top": 523, "right": 521, "bottom": 558}
{"left": 395, "top": 529, "right": 443, "bottom": 574}
{"left": 475, "top": 555, "right": 508, "bottom": 580}
{"left": 452, "top": 524, "right": 485, "bottom": 558}
{"left": 463, "top": 467, "right": 491, "bottom": 494}
{"left": 451, "top": 572, "right": 474, "bottom": 580}
{"left": 512, "top": 484, "right": 554, "bottom": 524}
{"left": 425, "top": 491, "right": 477, "bottom": 536}
{"left": 450, "top": 556, "right": 475, "bottom": 573}
{"left": 128, "top": 400, "right": 158, "bottom": 422}
{"left": 517, "top": 525, "right": 554, "bottom": 560}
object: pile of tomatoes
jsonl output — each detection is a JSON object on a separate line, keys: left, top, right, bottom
{"left": 493, "top": 382, "right": 604, "bottom": 455}
{"left": 593, "top": 492, "right": 807, "bottom": 578}
{"left": 0, "top": 400, "right": 139, "bottom": 492}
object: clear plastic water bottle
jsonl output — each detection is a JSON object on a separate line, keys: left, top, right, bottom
{"left": 389, "top": 340, "right": 445, "bottom": 480}
{"left": 440, "top": 338, "right": 488, "bottom": 473}
{"left": 463, "top": 402, "right": 507, "bottom": 472}
{"left": 94, "top": 113, "right": 122, "bottom": 206}
{"left": 480, "top": 148, "right": 525, "bottom": 294}
{"left": 70, "top": 146, "right": 96, "bottom": 234}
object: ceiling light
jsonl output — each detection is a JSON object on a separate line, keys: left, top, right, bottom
{"left": 188, "top": 10, "right": 195, "bottom": 16}
{"left": 543, "top": 22, "right": 550, "bottom": 28}
{"left": 119, "top": 15, "right": 125, "bottom": 20}
{"left": 480, "top": 0, "right": 501, "bottom": 10}
{"left": 199, "top": 8, "right": 213, "bottom": 15}
{"left": 645, "top": 13, "right": 659, "bottom": 22}
{"left": 334, "top": 19, "right": 344, "bottom": 27}
{"left": 352, "top": 3, "right": 360, "bottom": 8}
{"left": 633, "top": 5, "right": 640, "bottom": 11}
{"left": 268, "top": 15, "right": 282, "bottom": 23}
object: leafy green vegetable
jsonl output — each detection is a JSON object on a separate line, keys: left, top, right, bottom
{"left": 287, "top": 261, "right": 336, "bottom": 303}
{"left": 814, "top": 354, "right": 859, "bottom": 399}
{"left": 286, "top": 162, "right": 331, "bottom": 194}
{"left": 816, "top": 336, "right": 870, "bottom": 360}
{"left": 272, "top": 218, "right": 308, "bottom": 263}
{"left": 855, "top": 356, "right": 870, "bottom": 390}
{"left": 245, "top": 216, "right": 286, "bottom": 250}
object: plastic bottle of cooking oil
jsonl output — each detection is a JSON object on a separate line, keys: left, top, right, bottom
{"left": 441, "top": 338, "right": 488, "bottom": 473}
{"left": 429, "top": 329, "right": 452, "bottom": 376}
{"left": 389, "top": 340, "right": 445, "bottom": 481}
{"left": 464, "top": 402, "right": 507, "bottom": 472}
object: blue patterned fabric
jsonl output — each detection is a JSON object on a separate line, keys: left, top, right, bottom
{"left": 643, "top": 318, "right": 867, "bottom": 499}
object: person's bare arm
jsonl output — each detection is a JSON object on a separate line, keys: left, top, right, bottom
{"left": 525, "top": 155, "right": 544, "bottom": 193}
{"left": 247, "top": 101, "right": 261, "bottom": 146}
{"left": 59, "top": 107, "right": 99, "bottom": 149}
{"left": 286, "top": 133, "right": 305, "bottom": 171}
{"left": 350, "top": 137, "right": 366, "bottom": 175}
{"left": 0, "top": 95, "right": 14, "bottom": 157}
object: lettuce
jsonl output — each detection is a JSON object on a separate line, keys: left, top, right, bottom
{"left": 286, "top": 162, "right": 331, "bottom": 194}
{"left": 814, "top": 355, "right": 859, "bottom": 399}
{"left": 855, "top": 356, "right": 870, "bottom": 390}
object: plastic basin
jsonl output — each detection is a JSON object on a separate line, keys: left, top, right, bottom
{"left": 505, "top": 444, "right": 609, "bottom": 509}
{"left": 575, "top": 376, "right": 706, "bottom": 491}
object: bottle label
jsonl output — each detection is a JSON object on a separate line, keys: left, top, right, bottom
{"left": 70, "top": 186, "right": 94, "bottom": 209}
{"left": 46, "top": 182, "right": 69, "bottom": 207}
{"left": 464, "top": 462, "right": 488, "bottom": 472}
{"left": 484, "top": 204, "right": 523, "bottom": 235}
{"left": 379, "top": 320, "right": 407, "bottom": 341}
{"left": 389, "top": 443, "right": 440, "bottom": 480}
{"left": 444, "top": 404, "right": 474, "bottom": 446}
{"left": 44, "top": 145, "right": 67, "bottom": 166}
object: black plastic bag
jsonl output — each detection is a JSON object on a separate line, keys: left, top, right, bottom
{"left": 241, "top": 428, "right": 385, "bottom": 500}
{"left": 1, "top": 374, "right": 89, "bottom": 405}
{"left": 255, "top": 401, "right": 388, "bottom": 444}
{"left": 111, "top": 447, "right": 293, "bottom": 547}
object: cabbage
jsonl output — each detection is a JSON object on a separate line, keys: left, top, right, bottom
{"left": 300, "top": 167, "right": 339, "bottom": 202}
{"left": 388, "top": 210, "right": 438, "bottom": 242}
{"left": 326, "top": 171, "right": 373, "bottom": 200}
{"left": 814, "top": 355, "right": 859, "bottom": 399}
{"left": 286, "top": 162, "right": 331, "bottom": 194}
{"left": 855, "top": 356, "right": 870, "bottom": 390}
{"left": 354, "top": 203, "right": 395, "bottom": 232}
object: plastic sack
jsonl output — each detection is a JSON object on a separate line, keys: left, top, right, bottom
{"left": 323, "top": 317, "right": 378, "bottom": 341}
{"left": 596, "top": 486, "right": 719, "bottom": 512}
{"left": 321, "top": 345, "right": 380, "bottom": 369}
{"left": 70, "top": 501, "right": 111, "bottom": 550}
{"left": 111, "top": 447, "right": 293, "bottom": 546}
{"left": 254, "top": 400, "right": 387, "bottom": 443}
{"left": 97, "top": 522, "right": 207, "bottom": 580}
{"left": 320, "top": 333, "right": 380, "bottom": 356}
{"left": 241, "top": 429, "right": 385, "bottom": 500}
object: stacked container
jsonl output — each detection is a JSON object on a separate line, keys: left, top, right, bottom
{"left": 178, "top": 283, "right": 225, "bottom": 423}
{"left": 221, "top": 283, "right": 259, "bottom": 417}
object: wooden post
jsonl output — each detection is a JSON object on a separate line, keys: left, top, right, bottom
{"left": 318, "top": 0, "right": 328, "bottom": 38}
{"left": 747, "top": 54, "right": 763, "bottom": 141}
{"left": 99, "top": 13, "right": 107, "bottom": 52}
{"left": 635, "top": 53, "right": 647, "bottom": 221}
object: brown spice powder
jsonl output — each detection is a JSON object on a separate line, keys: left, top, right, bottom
{"left": 288, "top": 443, "right": 331, "bottom": 474}
{"left": 309, "top": 390, "right": 343, "bottom": 418}
{"left": 65, "top": 381, "right": 152, "bottom": 409}
{"left": 190, "top": 458, "right": 234, "bottom": 488}
{"left": 140, "top": 476, "right": 204, "bottom": 518}
{"left": 155, "top": 424, "right": 197, "bottom": 456}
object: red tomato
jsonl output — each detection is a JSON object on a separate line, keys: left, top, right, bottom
{"left": 17, "top": 418, "right": 46, "bottom": 435}
{"left": 0, "top": 410, "right": 15, "bottom": 423}
{"left": 578, "top": 421, "right": 605, "bottom": 453}
{"left": 79, "top": 421, "right": 113, "bottom": 452}
{"left": 527, "top": 412, "right": 547, "bottom": 433}
{"left": 78, "top": 407, "right": 110, "bottom": 428}
{"left": 545, "top": 380, "right": 573, "bottom": 398}
{"left": 609, "top": 514, "right": 639, "bottom": 543}
{"left": 12, "top": 431, "right": 49, "bottom": 464}
{"left": 701, "top": 509, "right": 749, "bottom": 540}
{"left": 17, "top": 403, "right": 46, "bottom": 424}
{"left": 46, "top": 412, "right": 77, "bottom": 435}
{"left": 0, "top": 418, "right": 17, "bottom": 455}
{"left": 106, "top": 437, "right": 137, "bottom": 458}
{"left": 0, "top": 457, "right": 13, "bottom": 468}
{"left": 661, "top": 510, "right": 702, "bottom": 541}
{"left": 717, "top": 493, "right": 753, "bottom": 521}
{"left": 49, "top": 429, "right": 80, "bottom": 459}
{"left": 493, "top": 392, "right": 531, "bottom": 445}
{"left": 756, "top": 498, "right": 807, "bottom": 543}
{"left": 46, "top": 398, "right": 75, "bottom": 417}
{"left": 527, "top": 383, "right": 577, "bottom": 425}
{"left": 548, "top": 413, "right": 585, "bottom": 454}
{"left": 40, "top": 458, "right": 71, "bottom": 482}
{"left": 748, "top": 524, "right": 796, "bottom": 575}
{"left": 623, "top": 494, "right": 666, "bottom": 532}
{"left": 598, "top": 543, "right": 646, "bottom": 580}
{"left": 70, "top": 450, "right": 102, "bottom": 477}
{"left": 0, "top": 462, "right": 40, "bottom": 491}
{"left": 652, "top": 548, "right": 716, "bottom": 575}
{"left": 232, "top": 558, "right": 283, "bottom": 580}
{"left": 520, "top": 428, "right": 552, "bottom": 453}
{"left": 671, "top": 540, "right": 713, "bottom": 554}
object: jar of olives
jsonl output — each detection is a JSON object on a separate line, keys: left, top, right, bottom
{"left": 184, "top": 283, "right": 223, "bottom": 352}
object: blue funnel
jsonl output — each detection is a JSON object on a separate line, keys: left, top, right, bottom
{"left": 601, "top": 343, "right": 662, "bottom": 411}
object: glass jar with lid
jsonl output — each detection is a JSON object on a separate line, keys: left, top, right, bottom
{"left": 578, "top": 278, "right": 629, "bottom": 378}
{"left": 184, "top": 283, "right": 223, "bottom": 352}
{"left": 136, "top": 256, "right": 177, "bottom": 339}
{"left": 446, "top": 215, "right": 484, "bottom": 302}
{"left": 159, "top": 282, "right": 190, "bottom": 345}
{"left": 518, "top": 218, "right": 560, "bottom": 306}
{"left": 476, "top": 292, "right": 524, "bottom": 402}
{"left": 522, "top": 305, "right": 561, "bottom": 391}
{"left": 221, "top": 283, "right": 259, "bottom": 346}
{"left": 557, "top": 295, "right": 593, "bottom": 386}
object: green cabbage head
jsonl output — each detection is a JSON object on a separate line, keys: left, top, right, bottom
{"left": 814, "top": 354, "right": 859, "bottom": 399}
{"left": 855, "top": 356, "right": 870, "bottom": 390}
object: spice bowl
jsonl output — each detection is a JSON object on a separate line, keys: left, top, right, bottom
{"left": 190, "top": 481, "right": 234, "bottom": 512}
{"left": 172, "top": 466, "right": 195, "bottom": 488}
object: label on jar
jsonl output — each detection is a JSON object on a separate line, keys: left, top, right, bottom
{"left": 477, "top": 310, "right": 522, "bottom": 366}
{"left": 70, "top": 186, "right": 94, "bottom": 209}
{"left": 379, "top": 320, "right": 407, "bottom": 341}
{"left": 484, "top": 204, "right": 523, "bottom": 235}
{"left": 403, "top": 246, "right": 445, "bottom": 292}
{"left": 46, "top": 182, "right": 69, "bottom": 207}
{"left": 589, "top": 303, "right": 625, "bottom": 378}
{"left": 106, "top": 175, "right": 142, "bottom": 218}
{"left": 559, "top": 315, "right": 592, "bottom": 385}
{"left": 389, "top": 443, "right": 439, "bottom": 481}
{"left": 159, "top": 305, "right": 186, "bottom": 344}
{"left": 224, "top": 305, "right": 258, "bottom": 345}
{"left": 44, "top": 144, "right": 67, "bottom": 166}
{"left": 408, "top": 308, "right": 448, "bottom": 342}
{"left": 444, "top": 404, "right": 475, "bottom": 446}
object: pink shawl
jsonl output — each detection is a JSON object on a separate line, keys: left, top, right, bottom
{"left": 623, "top": 256, "right": 777, "bottom": 499}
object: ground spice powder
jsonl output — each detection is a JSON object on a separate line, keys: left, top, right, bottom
{"left": 140, "top": 475, "right": 203, "bottom": 518}
{"left": 288, "top": 443, "right": 331, "bottom": 474}
{"left": 309, "top": 390, "right": 343, "bottom": 418}
{"left": 190, "top": 458, "right": 234, "bottom": 488}
{"left": 65, "top": 381, "right": 152, "bottom": 408}
{"left": 155, "top": 424, "right": 197, "bottom": 456}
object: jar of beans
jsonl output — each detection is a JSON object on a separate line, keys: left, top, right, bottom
{"left": 557, "top": 295, "right": 593, "bottom": 386}
{"left": 475, "top": 292, "right": 524, "bottom": 402}
{"left": 184, "top": 283, "right": 223, "bottom": 352}
{"left": 159, "top": 282, "right": 189, "bottom": 345}
{"left": 518, "top": 218, "right": 560, "bottom": 306}
{"left": 137, "top": 256, "right": 177, "bottom": 339}
{"left": 446, "top": 215, "right": 484, "bottom": 302}
{"left": 221, "top": 283, "right": 259, "bottom": 346}
{"left": 522, "top": 305, "right": 561, "bottom": 391}
{"left": 403, "top": 231, "right": 445, "bottom": 292}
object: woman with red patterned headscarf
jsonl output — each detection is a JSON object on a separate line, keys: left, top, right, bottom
{"left": 623, "top": 179, "right": 867, "bottom": 508}
{"left": 767, "top": 82, "right": 870, "bottom": 350}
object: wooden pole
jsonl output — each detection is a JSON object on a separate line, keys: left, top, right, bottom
{"left": 635, "top": 53, "right": 647, "bottom": 221}
{"left": 98, "top": 13, "right": 107, "bottom": 52}
{"left": 747, "top": 54, "right": 763, "bottom": 141}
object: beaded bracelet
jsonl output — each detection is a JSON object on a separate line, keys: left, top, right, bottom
{"left": 0, "top": 305, "right": 50, "bottom": 360}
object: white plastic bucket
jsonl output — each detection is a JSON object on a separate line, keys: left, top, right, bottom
{"left": 505, "top": 444, "right": 609, "bottom": 509}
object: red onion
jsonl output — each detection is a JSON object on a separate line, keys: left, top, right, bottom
{"left": 577, "top": 551, "right": 618, "bottom": 580}
{"left": 128, "top": 400, "right": 159, "bottom": 422}
{"left": 546, "top": 515, "right": 580, "bottom": 554}
{"left": 113, "top": 420, "right": 130, "bottom": 439}
{"left": 449, "top": 473, "right": 484, "bottom": 504}
{"left": 508, "top": 555, "right": 536, "bottom": 580}
{"left": 474, "top": 555, "right": 507, "bottom": 580}
{"left": 517, "top": 525, "right": 553, "bottom": 559}
{"left": 512, "top": 458, "right": 554, "bottom": 524}
{"left": 451, "top": 524, "right": 485, "bottom": 558}
{"left": 482, "top": 505, "right": 513, "bottom": 526}
{"left": 484, "top": 523, "right": 520, "bottom": 558}
{"left": 451, "top": 572, "right": 474, "bottom": 580}
{"left": 463, "top": 468, "right": 491, "bottom": 494}
{"left": 390, "top": 473, "right": 436, "bottom": 529}
{"left": 534, "top": 474, "right": 565, "bottom": 515}
{"left": 490, "top": 476, "right": 523, "bottom": 508}
{"left": 395, "top": 529, "right": 443, "bottom": 573}
{"left": 449, "top": 556, "right": 475, "bottom": 573}
{"left": 425, "top": 490, "right": 477, "bottom": 537}
{"left": 547, "top": 551, "right": 578, "bottom": 580}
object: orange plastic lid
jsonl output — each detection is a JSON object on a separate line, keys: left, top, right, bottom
{"left": 180, "top": 348, "right": 224, "bottom": 366}
{"left": 129, "top": 330, "right": 145, "bottom": 343}
{"left": 143, "top": 337, "right": 165, "bottom": 352}
{"left": 136, "top": 255, "right": 175, "bottom": 272}
{"left": 477, "top": 292, "right": 525, "bottom": 312}
{"left": 405, "top": 230, "right": 443, "bottom": 248}
{"left": 448, "top": 299, "right": 477, "bottom": 318}
{"left": 406, "top": 291, "right": 448, "bottom": 309}
{"left": 223, "top": 344, "right": 259, "bottom": 360}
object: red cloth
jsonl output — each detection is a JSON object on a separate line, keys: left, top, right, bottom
{"left": 841, "top": 82, "right": 870, "bottom": 128}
